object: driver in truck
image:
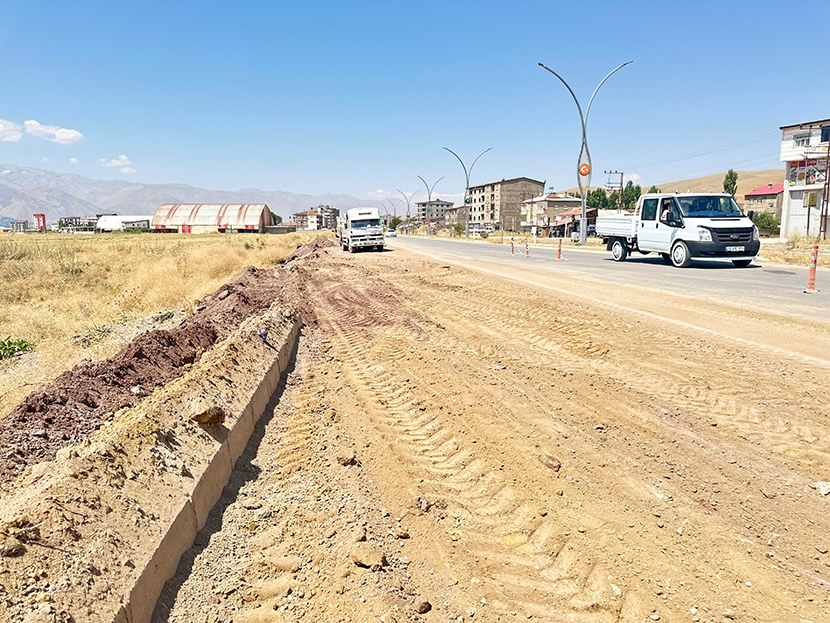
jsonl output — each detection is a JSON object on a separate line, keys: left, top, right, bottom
{"left": 660, "top": 198, "right": 674, "bottom": 224}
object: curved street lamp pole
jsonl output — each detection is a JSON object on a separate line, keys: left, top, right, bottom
{"left": 538, "top": 61, "right": 632, "bottom": 244}
{"left": 417, "top": 175, "right": 444, "bottom": 235}
{"left": 443, "top": 147, "right": 492, "bottom": 238}
{"left": 397, "top": 189, "right": 418, "bottom": 220}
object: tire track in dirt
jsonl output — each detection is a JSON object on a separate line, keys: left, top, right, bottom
{"left": 312, "top": 282, "right": 637, "bottom": 622}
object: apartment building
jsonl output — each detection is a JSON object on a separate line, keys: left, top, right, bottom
{"left": 415, "top": 199, "right": 453, "bottom": 222}
{"left": 293, "top": 210, "right": 321, "bottom": 230}
{"left": 520, "top": 192, "right": 583, "bottom": 234}
{"left": 779, "top": 118, "right": 829, "bottom": 236}
{"left": 744, "top": 184, "right": 784, "bottom": 220}
{"left": 468, "top": 177, "right": 545, "bottom": 230}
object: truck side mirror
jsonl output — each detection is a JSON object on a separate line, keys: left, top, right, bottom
{"left": 747, "top": 210, "right": 754, "bottom": 221}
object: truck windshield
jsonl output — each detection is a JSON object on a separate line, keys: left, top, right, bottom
{"left": 675, "top": 196, "right": 743, "bottom": 218}
{"left": 352, "top": 219, "right": 380, "bottom": 229}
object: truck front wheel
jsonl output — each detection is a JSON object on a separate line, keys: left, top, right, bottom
{"left": 611, "top": 239, "right": 628, "bottom": 262}
{"left": 670, "top": 241, "right": 692, "bottom": 268}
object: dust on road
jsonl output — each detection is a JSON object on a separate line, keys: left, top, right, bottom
{"left": 156, "top": 241, "right": 830, "bottom": 623}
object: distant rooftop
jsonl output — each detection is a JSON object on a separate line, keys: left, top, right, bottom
{"left": 745, "top": 184, "right": 784, "bottom": 197}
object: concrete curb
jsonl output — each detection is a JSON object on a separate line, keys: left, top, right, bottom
{"left": 113, "top": 319, "right": 301, "bottom": 623}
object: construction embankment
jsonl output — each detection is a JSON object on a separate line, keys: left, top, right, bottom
{"left": 0, "top": 240, "right": 329, "bottom": 623}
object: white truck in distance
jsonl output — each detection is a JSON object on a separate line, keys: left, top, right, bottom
{"left": 595, "top": 193, "right": 760, "bottom": 268}
{"left": 336, "top": 207, "right": 385, "bottom": 253}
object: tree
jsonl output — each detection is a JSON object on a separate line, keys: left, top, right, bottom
{"left": 270, "top": 211, "right": 282, "bottom": 224}
{"left": 586, "top": 187, "right": 611, "bottom": 210}
{"left": 621, "top": 181, "right": 642, "bottom": 211}
{"left": 608, "top": 190, "right": 620, "bottom": 210}
{"left": 648, "top": 185, "right": 660, "bottom": 193}
{"left": 753, "top": 212, "right": 780, "bottom": 232}
{"left": 389, "top": 217, "right": 402, "bottom": 230}
{"left": 723, "top": 169, "right": 738, "bottom": 197}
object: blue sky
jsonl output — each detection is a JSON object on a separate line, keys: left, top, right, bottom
{"left": 1, "top": 1, "right": 828, "bottom": 203}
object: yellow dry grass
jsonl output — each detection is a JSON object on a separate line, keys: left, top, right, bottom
{"left": 0, "top": 230, "right": 328, "bottom": 418}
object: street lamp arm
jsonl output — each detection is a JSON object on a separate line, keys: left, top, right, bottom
{"left": 443, "top": 147, "right": 469, "bottom": 184}
{"left": 585, "top": 60, "right": 633, "bottom": 126}
{"left": 538, "top": 62, "right": 586, "bottom": 133}
{"left": 469, "top": 147, "right": 493, "bottom": 177}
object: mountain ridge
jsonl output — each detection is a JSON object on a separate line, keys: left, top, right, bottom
{"left": 0, "top": 164, "right": 382, "bottom": 222}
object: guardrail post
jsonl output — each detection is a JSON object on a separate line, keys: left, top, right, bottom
{"left": 805, "top": 245, "right": 819, "bottom": 294}
{"left": 510, "top": 237, "right": 514, "bottom": 255}
{"left": 557, "top": 237, "right": 563, "bottom": 260}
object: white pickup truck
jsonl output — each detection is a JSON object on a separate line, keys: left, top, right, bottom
{"left": 336, "top": 207, "right": 385, "bottom": 253}
{"left": 595, "top": 193, "right": 760, "bottom": 268}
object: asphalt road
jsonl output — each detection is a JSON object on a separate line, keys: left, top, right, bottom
{"left": 390, "top": 235, "right": 828, "bottom": 321}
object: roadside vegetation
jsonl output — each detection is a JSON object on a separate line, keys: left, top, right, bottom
{"left": 0, "top": 231, "right": 327, "bottom": 418}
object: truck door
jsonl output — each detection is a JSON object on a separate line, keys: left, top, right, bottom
{"left": 651, "top": 197, "right": 682, "bottom": 253}
{"left": 636, "top": 198, "right": 660, "bottom": 251}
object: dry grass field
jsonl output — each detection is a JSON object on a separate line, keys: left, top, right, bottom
{"left": 0, "top": 230, "right": 327, "bottom": 418}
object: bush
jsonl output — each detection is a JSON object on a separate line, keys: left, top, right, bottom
{"left": 479, "top": 232, "right": 489, "bottom": 239}
{"left": 0, "top": 337, "right": 32, "bottom": 360}
{"left": 753, "top": 212, "right": 780, "bottom": 232}
{"left": 452, "top": 224, "right": 464, "bottom": 237}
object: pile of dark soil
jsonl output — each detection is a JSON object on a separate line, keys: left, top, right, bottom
{"left": 0, "top": 238, "right": 334, "bottom": 486}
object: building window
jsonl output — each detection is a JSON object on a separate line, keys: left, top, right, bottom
{"left": 794, "top": 134, "right": 810, "bottom": 147}
{"left": 822, "top": 126, "right": 830, "bottom": 143}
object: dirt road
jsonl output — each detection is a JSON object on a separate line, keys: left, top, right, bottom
{"left": 155, "top": 242, "right": 830, "bottom": 623}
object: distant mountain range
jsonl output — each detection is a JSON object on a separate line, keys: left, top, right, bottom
{"left": 0, "top": 164, "right": 382, "bottom": 223}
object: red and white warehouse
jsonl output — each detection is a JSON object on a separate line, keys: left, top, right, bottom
{"left": 151, "top": 204, "right": 275, "bottom": 233}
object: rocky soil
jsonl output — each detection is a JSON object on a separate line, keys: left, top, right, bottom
{"left": 3, "top": 237, "right": 830, "bottom": 623}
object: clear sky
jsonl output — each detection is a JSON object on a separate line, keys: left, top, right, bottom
{"left": 1, "top": 1, "right": 828, "bottom": 203}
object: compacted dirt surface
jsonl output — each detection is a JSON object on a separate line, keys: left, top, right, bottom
{"left": 4, "top": 237, "right": 830, "bottom": 623}
{"left": 150, "top": 242, "right": 830, "bottom": 623}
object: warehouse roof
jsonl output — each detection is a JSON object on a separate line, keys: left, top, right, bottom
{"left": 151, "top": 204, "right": 272, "bottom": 228}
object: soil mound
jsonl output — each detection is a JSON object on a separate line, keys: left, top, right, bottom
{"left": 0, "top": 238, "right": 330, "bottom": 486}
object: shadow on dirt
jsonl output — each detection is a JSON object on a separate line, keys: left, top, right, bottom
{"left": 151, "top": 335, "right": 300, "bottom": 622}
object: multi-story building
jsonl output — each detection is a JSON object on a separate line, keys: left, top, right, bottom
{"left": 415, "top": 199, "right": 453, "bottom": 222}
{"left": 520, "top": 192, "right": 583, "bottom": 234}
{"left": 468, "top": 177, "right": 545, "bottom": 231}
{"left": 10, "top": 220, "right": 28, "bottom": 233}
{"left": 317, "top": 205, "right": 340, "bottom": 229}
{"left": 293, "top": 210, "right": 321, "bottom": 230}
{"left": 444, "top": 205, "right": 466, "bottom": 227}
{"left": 744, "top": 184, "right": 784, "bottom": 220}
{"left": 779, "top": 118, "right": 829, "bottom": 236}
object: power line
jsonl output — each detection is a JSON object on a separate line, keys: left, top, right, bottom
{"left": 654, "top": 153, "right": 781, "bottom": 181}
{"left": 623, "top": 132, "right": 779, "bottom": 170}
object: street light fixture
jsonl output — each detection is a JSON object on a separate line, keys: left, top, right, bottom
{"left": 417, "top": 175, "right": 444, "bottom": 235}
{"left": 538, "top": 60, "right": 632, "bottom": 244}
{"left": 397, "top": 189, "right": 419, "bottom": 220}
{"left": 443, "top": 147, "right": 493, "bottom": 238}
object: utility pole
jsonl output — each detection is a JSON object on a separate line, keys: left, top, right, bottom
{"left": 417, "top": 175, "right": 444, "bottom": 235}
{"left": 604, "top": 170, "right": 624, "bottom": 211}
{"left": 538, "top": 61, "right": 632, "bottom": 243}
{"left": 443, "top": 147, "right": 492, "bottom": 238}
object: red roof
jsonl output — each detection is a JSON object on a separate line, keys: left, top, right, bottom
{"left": 745, "top": 184, "right": 784, "bottom": 197}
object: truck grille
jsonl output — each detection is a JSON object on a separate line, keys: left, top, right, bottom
{"left": 711, "top": 228, "right": 753, "bottom": 243}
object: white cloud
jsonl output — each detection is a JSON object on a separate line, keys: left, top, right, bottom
{"left": 24, "top": 120, "right": 84, "bottom": 144}
{"left": 0, "top": 119, "right": 23, "bottom": 142}
{"left": 624, "top": 173, "right": 642, "bottom": 186}
{"left": 99, "top": 154, "right": 133, "bottom": 168}
{"left": 367, "top": 189, "right": 393, "bottom": 199}
{"left": 69, "top": 157, "right": 78, "bottom": 165}
{"left": 99, "top": 155, "right": 137, "bottom": 173}
{"left": 41, "top": 157, "right": 49, "bottom": 163}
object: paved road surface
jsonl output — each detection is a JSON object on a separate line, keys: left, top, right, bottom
{"left": 391, "top": 235, "right": 828, "bottom": 321}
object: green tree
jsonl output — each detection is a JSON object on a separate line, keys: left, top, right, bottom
{"left": 723, "top": 169, "right": 738, "bottom": 197}
{"left": 452, "top": 223, "right": 464, "bottom": 237}
{"left": 586, "top": 187, "right": 611, "bottom": 210}
{"left": 58, "top": 219, "right": 64, "bottom": 228}
{"left": 270, "top": 211, "right": 282, "bottom": 224}
{"left": 389, "top": 217, "right": 402, "bottom": 230}
{"left": 753, "top": 212, "right": 780, "bottom": 232}
{"left": 608, "top": 190, "right": 620, "bottom": 209}
{"left": 621, "top": 181, "right": 642, "bottom": 211}
{"left": 648, "top": 185, "right": 660, "bottom": 193}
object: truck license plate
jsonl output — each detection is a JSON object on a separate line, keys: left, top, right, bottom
{"left": 725, "top": 245, "right": 745, "bottom": 252}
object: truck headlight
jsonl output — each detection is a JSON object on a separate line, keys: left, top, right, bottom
{"left": 752, "top": 226, "right": 759, "bottom": 241}
{"left": 697, "top": 226, "right": 712, "bottom": 242}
